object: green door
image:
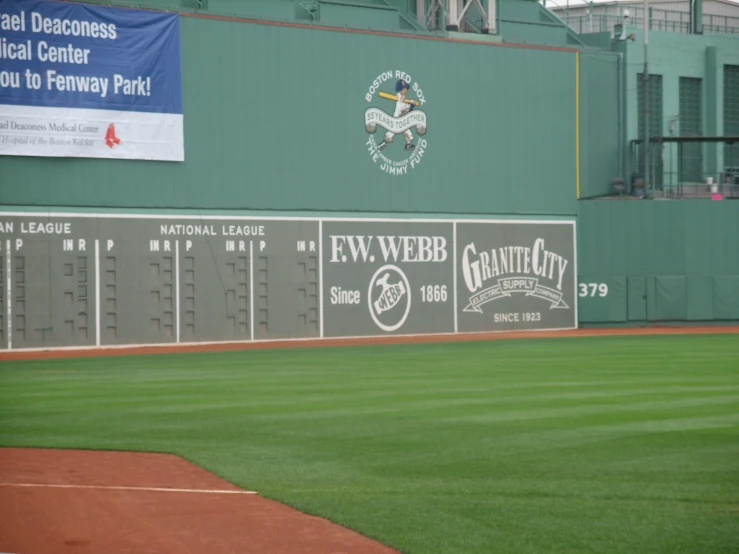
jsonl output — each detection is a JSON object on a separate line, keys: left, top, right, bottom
{"left": 627, "top": 277, "right": 647, "bottom": 321}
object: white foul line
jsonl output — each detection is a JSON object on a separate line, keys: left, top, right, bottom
{"left": 0, "top": 483, "right": 257, "bottom": 495}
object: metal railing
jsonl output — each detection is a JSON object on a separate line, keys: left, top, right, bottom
{"left": 559, "top": 8, "right": 739, "bottom": 35}
{"left": 629, "top": 137, "right": 739, "bottom": 199}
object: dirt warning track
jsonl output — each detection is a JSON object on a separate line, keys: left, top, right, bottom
{"left": 0, "top": 448, "right": 399, "bottom": 554}
{"left": 2, "top": 326, "right": 738, "bottom": 361}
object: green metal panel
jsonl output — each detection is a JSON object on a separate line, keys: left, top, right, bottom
{"left": 714, "top": 276, "right": 739, "bottom": 320}
{"left": 0, "top": 17, "right": 578, "bottom": 217}
{"left": 654, "top": 276, "right": 686, "bottom": 321}
{"left": 683, "top": 200, "right": 714, "bottom": 274}
{"left": 579, "top": 52, "right": 621, "bottom": 198}
{"left": 709, "top": 202, "right": 739, "bottom": 275}
{"left": 627, "top": 277, "right": 647, "bottom": 321}
{"left": 686, "top": 275, "right": 714, "bottom": 321}
{"left": 646, "top": 275, "right": 656, "bottom": 321}
{"left": 679, "top": 77, "right": 703, "bottom": 183}
{"left": 653, "top": 201, "right": 686, "bottom": 275}
{"left": 623, "top": 201, "right": 655, "bottom": 275}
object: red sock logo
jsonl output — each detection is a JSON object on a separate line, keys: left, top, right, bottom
{"left": 105, "top": 124, "right": 121, "bottom": 149}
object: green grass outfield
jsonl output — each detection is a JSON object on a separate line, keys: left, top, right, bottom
{"left": 1, "top": 334, "right": 738, "bottom": 553}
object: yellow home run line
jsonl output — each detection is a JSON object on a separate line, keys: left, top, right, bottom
{"left": 0, "top": 483, "right": 257, "bottom": 494}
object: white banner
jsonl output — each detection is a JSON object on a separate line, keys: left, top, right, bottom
{"left": 365, "top": 108, "right": 427, "bottom": 135}
{"left": 0, "top": 105, "right": 184, "bottom": 162}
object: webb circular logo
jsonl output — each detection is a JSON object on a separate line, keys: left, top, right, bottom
{"left": 364, "top": 70, "right": 428, "bottom": 176}
{"left": 368, "top": 265, "right": 411, "bottom": 332}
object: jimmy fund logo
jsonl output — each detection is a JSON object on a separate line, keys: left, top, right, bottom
{"left": 368, "top": 265, "right": 411, "bottom": 332}
{"left": 364, "top": 70, "right": 427, "bottom": 175}
{"left": 462, "top": 238, "right": 570, "bottom": 313}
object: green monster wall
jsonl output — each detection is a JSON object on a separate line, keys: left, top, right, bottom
{"left": 3, "top": 3, "right": 735, "bottom": 342}
{"left": 0, "top": 15, "right": 584, "bottom": 216}
{"left": 577, "top": 200, "right": 739, "bottom": 325}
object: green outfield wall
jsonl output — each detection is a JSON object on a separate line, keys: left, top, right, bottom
{"left": 577, "top": 199, "right": 739, "bottom": 325}
{"left": 3, "top": 3, "right": 735, "bottom": 353}
{"left": 0, "top": 14, "right": 591, "bottom": 216}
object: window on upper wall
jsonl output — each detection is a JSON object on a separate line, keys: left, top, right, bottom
{"left": 679, "top": 77, "right": 702, "bottom": 184}
{"left": 724, "top": 65, "right": 739, "bottom": 170}
{"left": 637, "top": 73, "right": 663, "bottom": 187}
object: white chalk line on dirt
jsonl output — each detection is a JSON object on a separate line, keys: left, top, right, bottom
{"left": 0, "top": 483, "right": 257, "bottom": 495}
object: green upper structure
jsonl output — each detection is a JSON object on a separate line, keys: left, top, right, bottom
{"left": 2, "top": 0, "right": 737, "bottom": 211}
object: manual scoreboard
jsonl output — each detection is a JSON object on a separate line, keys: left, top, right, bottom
{"left": 0, "top": 214, "right": 577, "bottom": 350}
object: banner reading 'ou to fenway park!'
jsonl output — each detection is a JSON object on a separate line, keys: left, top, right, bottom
{"left": 0, "top": 0, "right": 183, "bottom": 161}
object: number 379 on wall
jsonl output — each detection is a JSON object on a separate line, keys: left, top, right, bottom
{"left": 579, "top": 283, "right": 609, "bottom": 297}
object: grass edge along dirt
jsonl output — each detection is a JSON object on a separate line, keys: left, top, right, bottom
{"left": 1, "top": 334, "right": 738, "bottom": 554}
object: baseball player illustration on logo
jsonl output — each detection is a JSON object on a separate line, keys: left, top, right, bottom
{"left": 377, "top": 80, "right": 419, "bottom": 152}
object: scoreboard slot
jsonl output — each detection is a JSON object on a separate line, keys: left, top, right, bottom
{"left": 103, "top": 256, "right": 117, "bottom": 340}
{"left": 256, "top": 256, "right": 269, "bottom": 336}
{"left": 182, "top": 256, "right": 195, "bottom": 340}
